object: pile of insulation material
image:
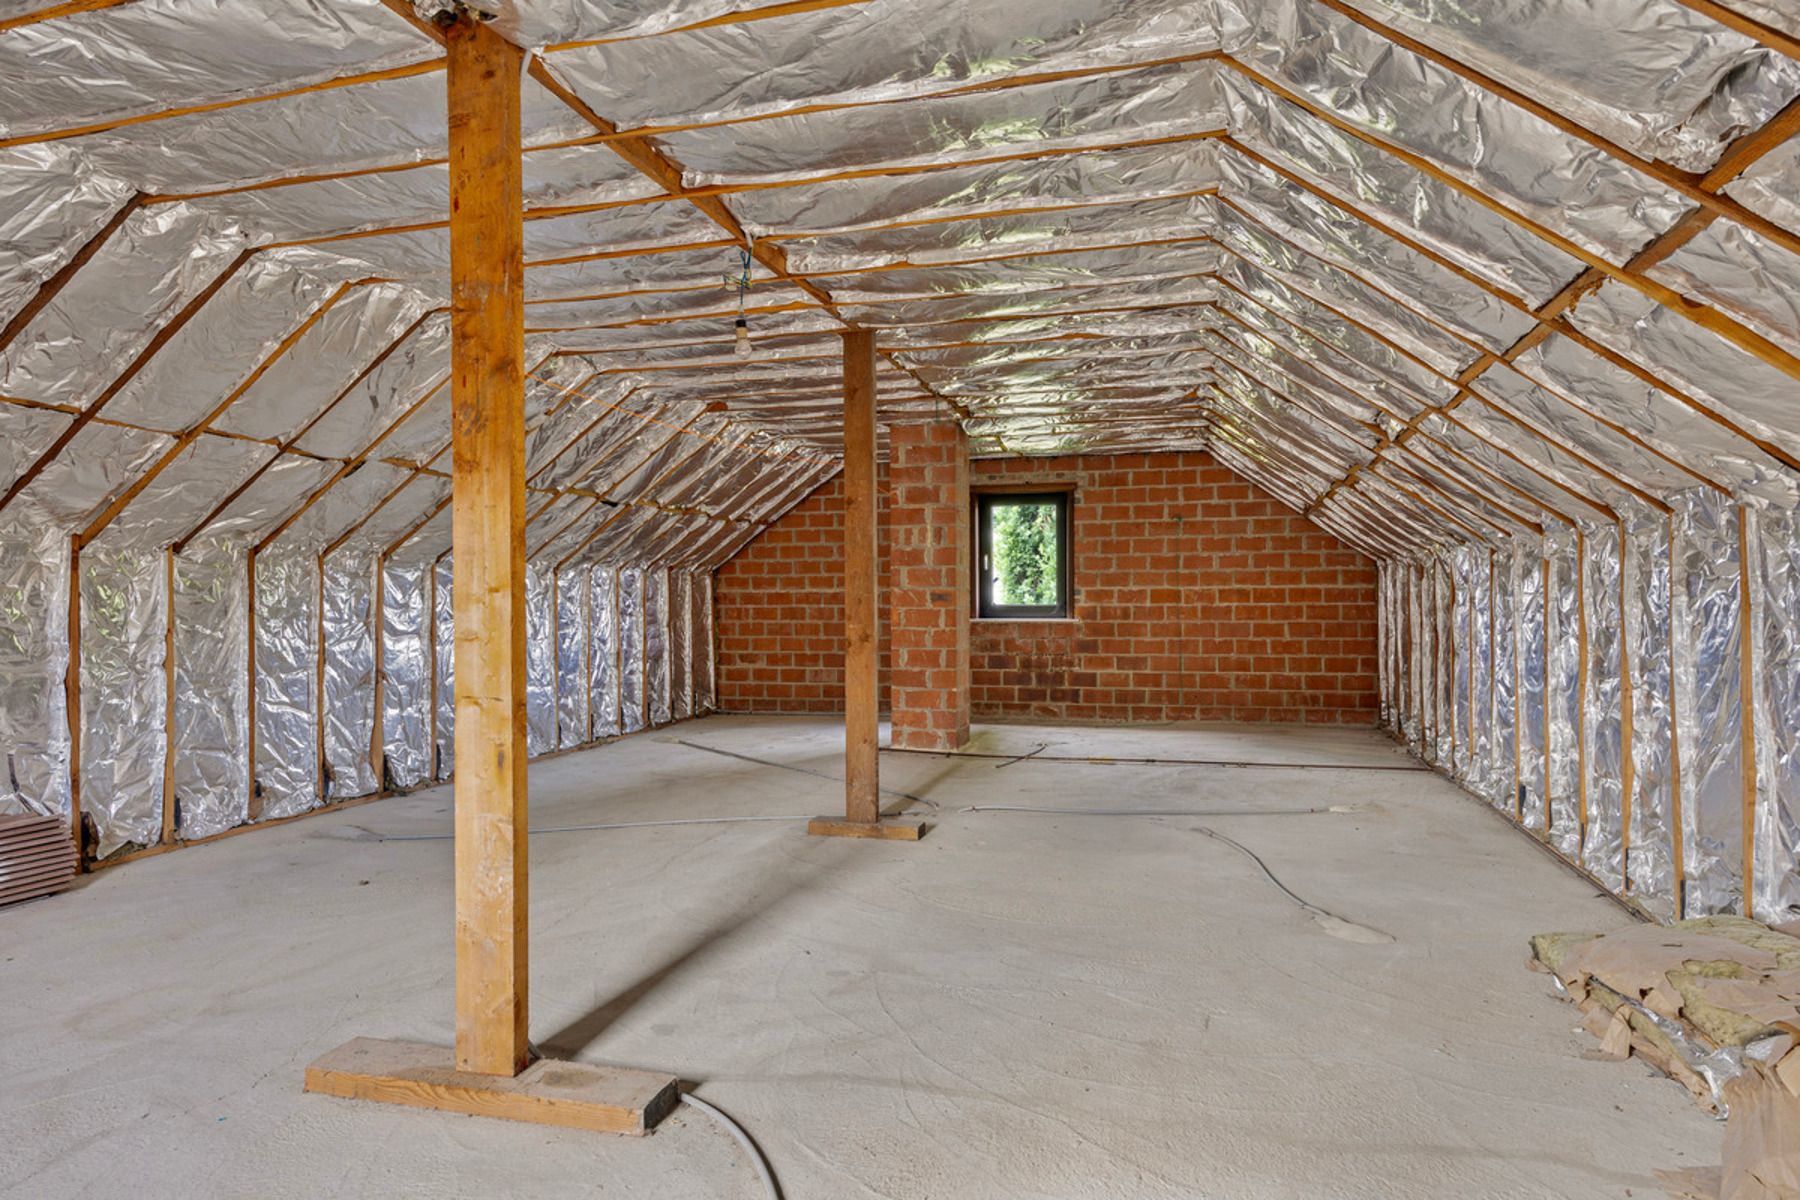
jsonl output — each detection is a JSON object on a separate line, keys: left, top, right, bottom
{"left": 1531, "top": 917, "right": 1800, "bottom": 1199}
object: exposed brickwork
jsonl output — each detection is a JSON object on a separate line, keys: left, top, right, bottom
{"left": 714, "top": 450, "right": 1378, "bottom": 725}
{"left": 713, "top": 467, "right": 891, "bottom": 713}
{"left": 888, "top": 422, "right": 970, "bottom": 750}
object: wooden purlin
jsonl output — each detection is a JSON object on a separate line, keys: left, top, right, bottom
{"left": 1222, "top": 60, "right": 1800, "bottom": 382}
{"left": 0, "top": 0, "right": 135, "bottom": 32}
{"left": 0, "top": 59, "right": 449, "bottom": 151}
{"left": 0, "top": 193, "right": 142, "bottom": 356}
{"left": 1204, "top": 303, "right": 1603, "bottom": 534}
{"left": 1667, "top": 0, "right": 1800, "bottom": 60}
{"left": 75, "top": 282, "right": 365, "bottom": 551}
{"left": 171, "top": 310, "right": 444, "bottom": 555}
{"left": 1209, "top": 141, "right": 1800, "bottom": 479}
{"left": 1209, "top": 271, "right": 1688, "bottom": 513}
{"left": 1307, "top": 0, "right": 1800, "bottom": 261}
{"left": 1221, "top": 145, "right": 1797, "bottom": 457}
{"left": 0, "top": 248, "right": 257, "bottom": 519}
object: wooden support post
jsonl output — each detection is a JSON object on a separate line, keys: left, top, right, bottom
{"left": 842, "top": 329, "right": 879, "bottom": 823}
{"left": 811, "top": 329, "right": 923, "bottom": 841}
{"left": 66, "top": 540, "right": 83, "bottom": 866}
{"left": 444, "top": 13, "right": 530, "bottom": 1078}
{"left": 305, "top": 11, "right": 677, "bottom": 1132}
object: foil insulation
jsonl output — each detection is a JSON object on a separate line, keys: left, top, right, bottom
{"left": 693, "top": 572, "right": 716, "bottom": 714}
{"left": 79, "top": 540, "right": 166, "bottom": 858}
{"left": 1545, "top": 526, "right": 1582, "bottom": 862}
{"left": 379, "top": 561, "right": 431, "bottom": 791}
{"left": 1624, "top": 510, "right": 1678, "bottom": 921}
{"left": 1670, "top": 491, "right": 1746, "bottom": 917}
{"left": 1750, "top": 508, "right": 1800, "bottom": 923}
{"left": 1436, "top": 555, "right": 1455, "bottom": 768}
{"left": 433, "top": 557, "right": 454, "bottom": 779}
{"left": 670, "top": 571, "right": 693, "bottom": 722}
{"left": 253, "top": 550, "right": 319, "bottom": 820}
{"left": 1468, "top": 549, "right": 1494, "bottom": 800}
{"left": 171, "top": 539, "right": 249, "bottom": 840}
{"left": 525, "top": 564, "right": 555, "bottom": 756}
{"left": 619, "top": 567, "right": 646, "bottom": 734}
{"left": 1492, "top": 542, "right": 1521, "bottom": 813}
{"left": 1580, "top": 522, "right": 1626, "bottom": 893}
{"left": 0, "top": 513, "right": 70, "bottom": 819}
{"left": 1517, "top": 540, "right": 1549, "bottom": 833}
{"left": 321, "top": 549, "right": 378, "bottom": 801}
{"left": 555, "top": 564, "right": 590, "bottom": 748}
{"left": 590, "top": 566, "right": 621, "bottom": 739}
{"left": 645, "top": 568, "right": 671, "bottom": 728}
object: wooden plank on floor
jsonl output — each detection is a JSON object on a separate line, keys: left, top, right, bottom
{"left": 304, "top": 1038, "right": 678, "bottom": 1136}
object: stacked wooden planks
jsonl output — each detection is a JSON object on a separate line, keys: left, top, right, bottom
{"left": 0, "top": 812, "right": 77, "bottom": 907}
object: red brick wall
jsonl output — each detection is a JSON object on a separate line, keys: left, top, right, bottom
{"left": 888, "top": 422, "right": 970, "bottom": 750}
{"left": 713, "top": 467, "right": 891, "bottom": 713}
{"left": 714, "top": 450, "right": 1378, "bottom": 725}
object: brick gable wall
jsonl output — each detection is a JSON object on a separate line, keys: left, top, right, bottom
{"left": 714, "top": 450, "right": 1378, "bottom": 725}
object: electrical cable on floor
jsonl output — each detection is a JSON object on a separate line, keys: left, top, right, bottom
{"left": 1187, "top": 824, "right": 1395, "bottom": 945}
{"left": 672, "top": 738, "right": 941, "bottom": 811}
{"left": 959, "top": 805, "right": 1393, "bottom": 943}
{"left": 679, "top": 1090, "right": 783, "bottom": 1200}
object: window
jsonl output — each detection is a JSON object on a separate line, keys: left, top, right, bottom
{"left": 976, "top": 491, "right": 1070, "bottom": 619}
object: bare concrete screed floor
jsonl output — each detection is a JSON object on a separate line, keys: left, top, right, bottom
{"left": 0, "top": 716, "right": 1715, "bottom": 1199}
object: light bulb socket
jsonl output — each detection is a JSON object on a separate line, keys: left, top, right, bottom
{"left": 733, "top": 316, "right": 752, "bottom": 357}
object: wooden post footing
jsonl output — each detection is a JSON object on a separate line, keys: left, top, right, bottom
{"left": 807, "top": 817, "right": 929, "bottom": 841}
{"left": 304, "top": 1037, "right": 679, "bottom": 1135}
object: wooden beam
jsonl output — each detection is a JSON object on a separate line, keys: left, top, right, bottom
{"left": 841, "top": 329, "right": 880, "bottom": 826}
{"left": 1222, "top": 60, "right": 1800, "bottom": 384}
{"left": 1668, "top": 0, "right": 1800, "bottom": 61}
{"left": 0, "top": 195, "right": 141, "bottom": 356}
{"left": 447, "top": 13, "right": 530, "bottom": 1078}
{"left": 0, "top": 0, "right": 137, "bottom": 33}
{"left": 0, "top": 59, "right": 447, "bottom": 151}
{"left": 64, "top": 537, "right": 84, "bottom": 865}
{"left": 0, "top": 248, "right": 255, "bottom": 520}
{"left": 304, "top": 1038, "right": 677, "bottom": 1136}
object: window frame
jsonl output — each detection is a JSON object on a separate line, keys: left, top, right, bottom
{"left": 973, "top": 488, "right": 1073, "bottom": 620}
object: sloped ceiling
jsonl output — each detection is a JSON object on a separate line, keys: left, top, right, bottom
{"left": 0, "top": 0, "right": 1797, "bottom": 569}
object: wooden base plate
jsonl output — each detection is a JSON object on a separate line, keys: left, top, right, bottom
{"left": 807, "top": 817, "right": 928, "bottom": 841}
{"left": 304, "top": 1037, "right": 679, "bottom": 1135}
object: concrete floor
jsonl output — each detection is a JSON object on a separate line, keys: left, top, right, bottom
{"left": 0, "top": 716, "right": 1717, "bottom": 1199}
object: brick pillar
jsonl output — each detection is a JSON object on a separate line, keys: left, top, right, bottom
{"left": 888, "top": 420, "right": 970, "bottom": 750}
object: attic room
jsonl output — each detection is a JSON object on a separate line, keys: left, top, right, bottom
{"left": 3, "top": 0, "right": 1800, "bottom": 1196}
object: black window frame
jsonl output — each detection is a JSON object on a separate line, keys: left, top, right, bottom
{"left": 974, "top": 490, "right": 1072, "bottom": 620}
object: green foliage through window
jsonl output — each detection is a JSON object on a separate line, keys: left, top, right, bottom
{"left": 989, "top": 500, "right": 1060, "bottom": 607}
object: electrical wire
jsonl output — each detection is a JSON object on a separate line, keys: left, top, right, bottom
{"left": 673, "top": 738, "right": 941, "bottom": 812}
{"left": 680, "top": 1091, "right": 782, "bottom": 1200}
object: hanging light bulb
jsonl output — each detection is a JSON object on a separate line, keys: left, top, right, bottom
{"left": 725, "top": 242, "right": 754, "bottom": 358}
